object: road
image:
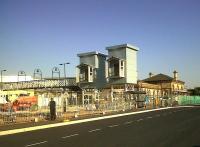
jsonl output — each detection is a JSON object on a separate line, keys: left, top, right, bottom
{"left": 0, "top": 106, "right": 200, "bottom": 147}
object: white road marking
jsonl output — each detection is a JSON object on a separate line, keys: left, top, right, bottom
{"left": 137, "top": 118, "right": 143, "bottom": 122}
{"left": 88, "top": 128, "right": 101, "bottom": 132}
{"left": 147, "top": 116, "right": 153, "bottom": 119}
{"left": 25, "top": 141, "right": 47, "bottom": 147}
{"left": 62, "top": 133, "right": 79, "bottom": 139}
{"left": 108, "top": 124, "right": 119, "bottom": 128}
{"left": 124, "top": 121, "right": 133, "bottom": 124}
{"left": 1, "top": 107, "right": 176, "bottom": 136}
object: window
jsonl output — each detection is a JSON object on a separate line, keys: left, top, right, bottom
{"left": 90, "top": 67, "right": 93, "bottom": 76}
{"left": 93, "top": 69, "right": 97, "bottom": 79}
{"left": 88, "top": 67, "right": 93, "bottom": 82}
{"left": 121, "top": 60, "right": 124, "bottom": 68}
{"left": 109, "top": 60, "right": 119, "bottom": 77}
{"left": 119, "top": 60, "right": 125, "bottom": 77}
{"left": 84, "top": 95, "right": 93, "bottom": 104}
{"left": 108, "top": 58, "right": 125, "bottom": 78}
{"left": 79, "top": 66, "right": 88, "bottom": 82}
{"left": 114, "top": 62, "right": 119, "bottom": 76}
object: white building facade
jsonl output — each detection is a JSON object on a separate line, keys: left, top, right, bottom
{"left": 106, "top": 44, "right": 139, "bottom": 84}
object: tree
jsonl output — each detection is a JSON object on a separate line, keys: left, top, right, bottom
{"left": 194, "top": 87, "right": 200, "bottom": 96}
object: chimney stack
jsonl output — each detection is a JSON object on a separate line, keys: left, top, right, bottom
{"left": 173, "top": 70, "right": 178, "bottom": 81}
{"left": 149, "top": 72, "right": 153, "bottom": 78}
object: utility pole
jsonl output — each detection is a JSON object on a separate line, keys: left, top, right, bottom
{"left": 1, "top": 69, "right": 7, "bottom": 90}
{"left": 59, "top": 62, "right": 70, "bottom": 86}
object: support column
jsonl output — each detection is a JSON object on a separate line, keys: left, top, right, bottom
{"left": 111, "top": 85, "right": 114, "bottom": 102}
{"left": 82, "top": 90, "right": 84, "bottom": 105}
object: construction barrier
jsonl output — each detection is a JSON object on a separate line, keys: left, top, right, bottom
{"left": 0, "top": 97, "right": 177, "bottom": 125}
{"left": 178, "top": 96, "right": 200, "bottom": 105}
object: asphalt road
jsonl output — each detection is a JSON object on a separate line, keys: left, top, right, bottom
{"left": 0, "top": 106, "right": 200, "bottom": 147}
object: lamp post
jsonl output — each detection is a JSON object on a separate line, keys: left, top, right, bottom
{"left": 59, "top": 62, "right": 70, "bottom": 112}
{"left": 18, "top": 71, "right": 26, "bottom": 82}
{"left": 59, "top": 62, "right": 70, "bottom": 86}
{"left": 1, "top": 69, "right": 6, "bottom": 90}
{"left": 52, "top": 67, "right": 60, "bottom": 79}
{"left": 33, "top": 68, "right": 42, "bottom": 80}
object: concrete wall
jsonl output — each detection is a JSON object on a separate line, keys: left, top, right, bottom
{"left": 107, "top": 46, "right": 138, "bottom": 84}
{"left": 78, "top": 53, "right": 107, "bottom": 89}
{"left": 1, "top": 76, "right": 33, "bottom": 82}
{"left": 108, "top": 48, "right": 126, "bottom": 59}
{"left": 79, "top": 55, "right": 98, "bottom": 68}
{"left": 108, "top": 48, "right": 126, "bottom": 84}
{"left": 161, "top": 83, "right": 172, "bottom": 89}
{"left": 172, "top": 82, "right": 184, "bottom": 90}
{"left": 126, "top": 48, "right": 137, "bottom": 83}
{"left": 96, "top": 55, "right": 107, "bottom": 89}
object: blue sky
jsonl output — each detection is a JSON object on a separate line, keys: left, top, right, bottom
{"left": 0, "top": 0, "right": 200, "bottom": 88}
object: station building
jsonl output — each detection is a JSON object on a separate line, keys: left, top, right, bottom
{"left": 75, "top": 44, "right": 186, "bottom": 104}
{"left": 1, "top": 43, "right": 187, "bottom": 105}
{"left": 138, "top": 71, "right": 186, "bottom": 99}
{"left": 76, "top": 44, "right": 139, "bottom": 103}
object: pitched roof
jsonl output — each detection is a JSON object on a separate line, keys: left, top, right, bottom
{"left": 143, "top": 73, "right": 173, "bottom": 82}
{"left": 142, "top": 73, "right": 184, "bottom": 83}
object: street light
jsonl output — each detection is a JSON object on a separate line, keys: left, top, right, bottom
{"left": 1, "top": 70, "right": 6, "bottom": 83}
{"left": 33, "top": 68, "right": 42, "bottom": 80}
{"left": 59, "top": 62, "right": 70, "bottom": 79}
{"left": 59, "top": 62, "right": 70, "bottom": 113}
{"left": 18, "top": 71, "right": 26, "bottom": 82}
{"left": 1, "top": 69, "right": 7, "bottom": 90}
{"left": 59, "top": 62, "right": 70, "bottom": 86}
{"left": 52, "top": 67, "right": 60, "bottom": 79}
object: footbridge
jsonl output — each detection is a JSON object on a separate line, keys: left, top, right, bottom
{"left": 1, "top": 78, "right": 79, "bottom": 91}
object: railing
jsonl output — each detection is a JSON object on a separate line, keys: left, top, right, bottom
{"left": 2, "top": 78, "right": 77, "bottom": 91}
{"left": 0, "top": 101, "right": 134, "bottom": 125}
{"left": 177, "top": 96, "right": 200, "bottom": 105}
{"left": 0, "top": 99, "right": 177, "bottom": 125}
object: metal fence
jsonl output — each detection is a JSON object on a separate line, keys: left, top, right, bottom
{"left": 2, "top": 78, "right": 77, "bottom": 91}
{"left": 177, "top": 96, "right": 200, "bottom": 105}
{"left": 0, "top": 98, "right": 176, "bottom": 126}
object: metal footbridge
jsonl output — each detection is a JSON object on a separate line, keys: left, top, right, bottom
{"left": 1, "top": 78, "right": 78, "bottom": 91}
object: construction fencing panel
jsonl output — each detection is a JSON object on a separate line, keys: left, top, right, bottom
{"left": 178, "top": 96, "right": 200, "bottom": 105}
{"left": 0, "top": 98, "right": 169, "bottom": 126}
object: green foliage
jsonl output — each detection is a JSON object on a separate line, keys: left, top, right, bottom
{"left": 194, "top": 87, "right": 200, "bottom": 96}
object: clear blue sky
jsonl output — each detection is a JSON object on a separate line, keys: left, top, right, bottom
{"left": 0, "top": 0, "right": 200, "bottom": 88}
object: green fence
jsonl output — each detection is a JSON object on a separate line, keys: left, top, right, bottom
{"left": 178, "top": 96, "right": 200, "bottom": 105}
